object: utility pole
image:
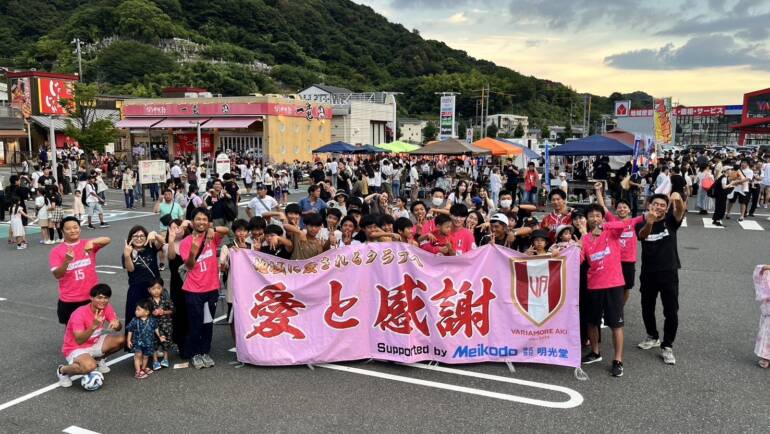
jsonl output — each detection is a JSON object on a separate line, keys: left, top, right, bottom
{"left": 484, "top": 83, "right": 490, "bottom": 137}
{"left": 72, "top": 38, "right": 83, "bottom": 81}
{"left": 480, "top": 85, "right": 486, "bottom": 138}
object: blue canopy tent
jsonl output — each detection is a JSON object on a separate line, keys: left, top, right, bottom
{"left": 313, "top": 141, "right": 358, "bottom": 154}
{"left": 499, "top": 139, "right": 540, "bottom": 159}
{"left": 353, "top": 144, "right": 390, "bottom": 154}
{"left": 549, "top": 135, "right": 633, "bottom": 156}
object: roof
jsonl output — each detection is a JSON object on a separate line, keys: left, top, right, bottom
{"left": 472, "top": 137, "right": 523, "bottom": 156}
{"left": 550, "top": 135, "right": 633, "bottom": 156}
{"left": 5, "top": 71, "right": 79, "bottom": 80}
{"left": 30, "top": 109, "right": 120, "bottom": 131}
{"left": 410, "top": 138, "right": 491, "bottom": 155}
{"left": 310, "top": 84, "right": 352, "bottom": 95}
{"left": 602, "top": 129, "right": 635, "bottom": 146}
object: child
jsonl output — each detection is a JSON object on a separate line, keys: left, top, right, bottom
{"left": 9, "top": 197, "right": 28, "bottom": 250}
{"left": 549, "top": 224, "right": 579, "bottom": 254}
{"left": 72, "top": 190, "right": 85, "bottom": 221}
{"left": 756, "top": 266, "right": 770, "bottom": 369}
{"left": 419, "top": 214, "right": 455, "bottom": 256}
{"left": 148, "top": 279, "right": 174, "bottom": 370}
{"left": 34, "top": 189, "right": 50, "bottom": 244}
{"left": 394, "top": 217, "right": 418, "bottom": 247}
{"left": 526, "top": 229, "right": 551, "bottom": 256}
{"left": 126, "top": 299, "right": 165, "bottom": 379}
{"left": 48, "top": 191, "right": 64, "bottom": 243}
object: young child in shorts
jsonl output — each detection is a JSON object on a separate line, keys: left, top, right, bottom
{"left": 126, "top": 299, "right": 165, "bottom": 379}
{"left": 148, "top": 279, "right": 174, "bottom": 370}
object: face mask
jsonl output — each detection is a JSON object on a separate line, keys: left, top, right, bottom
{"left": 432, "top": 197, "right": 444, "bottom": 207}
{"left": 500, "top": 199, "right": 512, "bottom": 208}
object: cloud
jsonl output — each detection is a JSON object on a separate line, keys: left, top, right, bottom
{"left": 448, "top": 12, "right": 469, "bottom": 24}
{"left": 389, "top": 0, "right": 476, "bottom": 7}
{"left": 659, "top": 0, "right": 770, "bottom": 41}
{"left": 507, "top": 0, "right": 666, "bottom": 29}
{"left": 524, "top": 39, "right": 546, "bottom": 48}
{"left": 604, "top": 34, "right": 770, "bottom": 70}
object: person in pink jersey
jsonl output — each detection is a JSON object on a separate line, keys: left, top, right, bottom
{"left": 50, "top": 216, "right": 111, "bottom": 324}
{"left": 56, "top": 284, "right": 125, "bottom": 387}
{"left": 447, "top": 203, "right": 476, "bottom": 255}
{"left": 595, "top": 182, "right": 645, "bottom": 303}
{"left": 577, "top": 203, "right": 627, "bottom": 378}
{"left": 177, "top": 207, "right": 230, "bottom": 370}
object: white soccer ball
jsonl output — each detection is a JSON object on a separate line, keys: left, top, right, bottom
{"left": 81, "top": 371, "right": 104, "bottom": 391}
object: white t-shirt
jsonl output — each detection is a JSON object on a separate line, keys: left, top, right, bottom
{"left": 247, "top": 195, "right": 278, "bottom": 216}
{"left": 35, "top": 196, "right": 49, "bottom": 220}
{"left": 85, "top": 183, "right": 99, "bottom": 205}
{"left": 489, "top": 173, "right": 502, "bottom": 191}
{"left": 654, "top": 173, "right": 671, "bottom": 195}
{"left": 735, "top": 168, "right": 753, "bottom": 194}
{"left": 329, "top": 161, "right": 338, "bottom": 175}
{"left": 762, "top": 163, "right": 770, "bottom": 185}
{"left": 409, "top": 167, "right": 419, "bottom": 185}
{"left": 317, "top": 227, "right": 342, "bottom": 242}
{"left": 170, "top": 165, "right": 182, "bottom": 179}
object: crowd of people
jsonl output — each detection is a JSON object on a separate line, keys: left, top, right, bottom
{"left": 7, "top": 144, "right": 762, "bottom": 387}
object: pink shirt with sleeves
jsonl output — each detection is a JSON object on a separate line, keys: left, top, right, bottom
{"left": 179, "top": 233, "right": 222, "bottom": 293}
{"left": 581, "top": 220, "right": 625, "bottom": 290}
{"left": 604, "top": 213, "right": 645, "bottom": 263}
{"left": 49, "top": 239, "right": 102, "bottom": 302}
{"left": 61, "top": 304, "right": 117, "bottom": 357}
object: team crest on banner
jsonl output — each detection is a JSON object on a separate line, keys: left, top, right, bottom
{"left": 511, "top": 257, "right": 566, "bottom": 327}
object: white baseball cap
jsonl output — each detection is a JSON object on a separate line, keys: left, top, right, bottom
{"left": 490, "top": 213, "right": 509, "bottom": 226}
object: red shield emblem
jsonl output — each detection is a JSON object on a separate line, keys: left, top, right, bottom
{"left": 510, "top": 257, "right": 566, "bottom": 327}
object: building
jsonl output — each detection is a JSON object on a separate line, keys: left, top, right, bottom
{"left": 116, "top": 95, "right": 332, "bottom": 163}
{"left": 299, "top": 84, "right": 396, "bottom": 146}
{"left": 486, "top": 113, "right": 528, "bottom": 137}
{"left": 0, "top": 105, "right": 26, "bottom": 165}
{"left": 398, "top": 118, "right": 426, "bottom": 144}
{"left": 615, "top": 105, "right": 743, "bottom": 146}
{"left": 730, "top": 88, "right": 770, "bottom": 146}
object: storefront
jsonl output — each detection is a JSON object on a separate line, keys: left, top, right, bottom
{"left": 616, "top": 104, "right": 743, "bottom": 147}
{"left": 731, "top": 88, "right": 770, "bottom": 146}
{"left": 117, "top": 95, "right": 333, "bottom": 162}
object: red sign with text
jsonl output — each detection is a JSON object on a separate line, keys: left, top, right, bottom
{"left": 174, "top": 133, "right": 214, "bottom": 156}
{"left": 38, "top": 78, "right": 76, "bottom": 115}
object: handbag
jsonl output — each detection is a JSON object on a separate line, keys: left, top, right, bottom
{"left": 159, "top": 202, "right": 176, "bottom": 227}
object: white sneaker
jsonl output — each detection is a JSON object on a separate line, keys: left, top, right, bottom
{"left": 97, "top": 358, "right": 110, "bottom": 374}
{"left": 661, "top": 347, "right": 676, "bottom": 365}
{"left": 638, "top": 336, "right": 661, "bottom": 350}
{"left": 57, "top": 365, "right": 72, "bottom": 387}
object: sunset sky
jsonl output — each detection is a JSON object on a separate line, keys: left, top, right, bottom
{"left": 355, "top": 0, "right": 770, "bottom": 106}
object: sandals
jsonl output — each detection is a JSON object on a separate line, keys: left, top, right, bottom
{"left": 759, "top": 359, "right": 770, "bottom": 369}
{"left": 143, "top": 367, "right": 154, "bottom": 376}
{"left": 135, "top": 370, "right": 149, "bottom": 379}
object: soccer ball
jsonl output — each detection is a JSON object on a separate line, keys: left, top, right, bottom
{"left": 81, "top": 371, "right": 104, "bottom": 391}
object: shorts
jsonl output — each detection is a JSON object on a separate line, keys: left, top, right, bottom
{"left": 729, "top": 193, "right": 749, "bottom": 205}
{"left": 621, "top": 261, "right": 636, "bottom": 290}
{"left": 87, "top": 203, "right": 103, "bottom": 217}
{"left": 38, "top": 218, "right": 49, "bottom": 227}
{"left": 640, "top": 269, "right": 679, "bottom": 294}
{"left": 57, "top": 299, "right": 90, "bottom": 324}
{"left": 586, "top": 286, "right": 625, "bottom": 328}
{"left": 133, "top": 343, "right": 155, "bottom": 357}
{"left": 66, "top": 334, "right": 107, "bottom": 364}
{"left": 244, "top": 182, "right": 253, "bottom": 188}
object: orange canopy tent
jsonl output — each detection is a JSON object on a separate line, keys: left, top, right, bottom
{"left": 472, "top": 137, "right": 523, "bottom": 156}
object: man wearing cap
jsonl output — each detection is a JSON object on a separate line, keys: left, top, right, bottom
{"left": 577, "top": 203, "right": 627, "bottom": 377}
{"left": 246, "top": 184, "right": 280, "bottom": 221}
{"left": 479, "top": 213, "right": 532, "bottom": 248}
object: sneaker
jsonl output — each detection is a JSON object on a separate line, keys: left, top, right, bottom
{"left": 16, "top": 245, "right": 24, "bottom": 250}
{"left": 45, "top": 240, "right": 54, "bottom": 245}
{"left": 57, "top": 365, "right": 72, "bottom": 387}
{"left": 713, "top": 221, "right": 723, "bottom": 226}
{"left": 661, "top": 347, "right": 676, "bottom": 365}
{"left": 581, "top": 352, "right": 602, "bottom": 365}
{"left": 637, "top": 336, "right": 661, "bottom": 350}
{"left": 611, "top": 360, "right": 624, "bottom": 377}
{"left": 97, "top": 358, "right": 111, "bottom": 374}
{"left": 738, "top": 217, "right": 744, "bottom": 222}
{"left": 99, "top": 223, "right": 110, "bottom": 228}
{"left": 202, "top": 353, "right": 215, "bottom": 368}
{"left": 192, "top": 354, "right": 205, "bottom": 369}
{"left": 39, "top": 240, "right": 45, "bottom": 244}
{"left": 158, "top": 263, "right": 166, "bottom": 271}
{"left": 160, "top": 358, "right": 169, "bottom": 369}
{"left": 152, "top": 361, "right": 162, "bottom": 371}
{"left": 87, "top": 224, "right": 96, "bottom": 230}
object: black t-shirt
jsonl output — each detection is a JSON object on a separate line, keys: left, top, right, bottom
{"left": 224, "top": 181, "right": 239, "bottom": 204}
{"left": 670, "top": 175, "right": 687, "bottom": 195}
{"left": 310, "top": 168, "right": 325, "bottom": 183}
{"left": 38, "top": 175, "right": 56, "bottom": 191}
{"left": 122, "top": 245, "right": 160, "bottom": 288}
{"left": 635, "top": 209, "right": 682, "bottom": 273}
{"left": 205, "top": 195, "right": 226, "bottom": 219}
{"left": 260, "top": 244, "right": 292, "bottom": 260}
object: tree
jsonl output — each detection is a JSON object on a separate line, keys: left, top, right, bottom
{"left": 422, "top": 121, "right": 438, "bottom": 143}
{"left": 93, "top": 40, "right": 175, "bottom": 84}
{"left": 486, "top": 123, "right": 498, "bottom": 138}
{"left": 513, "top": 123, "right": 525, "bottom": 138}
{"left": 541, "top": 125, "right": 550, "bottom": 140}
{"left": 115, "top": 0, "right": 178, "bottom": 44}
{"left": 564, "top": 122, "right": 573, "bottom": 139}
{"left": 60, "top": 83, "right": 119, "bottom": 154}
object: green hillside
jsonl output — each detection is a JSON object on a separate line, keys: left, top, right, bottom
{"left": 0, "top": 0, "right": 651, "bottom": 128}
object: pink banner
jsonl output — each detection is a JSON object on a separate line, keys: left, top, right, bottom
{"left": 230, "top": 244, "right": 581, "bottom": 368}
{"left": 123, "top": 101, "right": 332, "bottom": 120}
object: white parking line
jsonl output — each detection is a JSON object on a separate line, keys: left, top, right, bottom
{"left": 318, "top": 363, "right": 583, "bottom": 409}
{"left": 680, "top": 217, "right": 687, "bottom": 227}
{"left": 0, "top": 314, "right": 227, "bottom": 413}
{"left": 738, "top": 220, "right": 764, "bottom": 230}
{"left": 63, "top": 425, "right": 101, "bottom": 434}
{"left": 95, "top": 271, "right": 116, "bottom": 275}
{"left": 0, "top": 297, "right": 6, "bottom": 301}
{"left": 702, "top": 218, "right": 723, "bottom": 229}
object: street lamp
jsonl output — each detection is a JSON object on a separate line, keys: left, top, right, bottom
{"left": 48, "top": 116, "right": 58, "bottom": 182}
{"left": 191, "top": 120, "right": 203, "bottom": 164}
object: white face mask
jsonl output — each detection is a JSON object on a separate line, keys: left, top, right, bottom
{"left": 432, "top": 197, "right": 444, "bottom": 207}
{"left": 500, "top": 199, "right": 512, "bottom": 208}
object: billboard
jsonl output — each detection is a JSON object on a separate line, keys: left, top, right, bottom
{"left": 10, "top": 77, "right": 32, "bottom": 119}
{"left": 653, "top": 97, "right": 673, "bottom": 145}
{"left": 438, "top": 95, "right": 456, "bottom": 140}
{"left": 614, "top": 100, "right": 631, "bottom": 117}
{"left": 38, "top": 78, "right": 75, "bottom": 115}
{"left": 747, "top": 92, "right": 770, "bottom": 119}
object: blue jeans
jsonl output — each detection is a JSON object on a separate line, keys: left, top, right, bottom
{"left": 124, "top": 190, "right": 134, "bottom": 208}
{"left": 392, "top": 181, "right": 400, "bottom": 199}
{"left": 523, "top": 189, "right": 537, "bottom": 204}
{"left": 149, "top": 183, "right": 160, "bottom": 201}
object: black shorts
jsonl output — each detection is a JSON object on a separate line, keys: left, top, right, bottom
{"left": 57, "top": 299, "right": 90, "bottom": 324}
{"left": 586, "top": 286, "right": 625, "bottom": 328}
{"left": 640, "top": 270, "right": 679, "bottom": 295}
{"left": 621, "top": 261, "right": 636, "bottom": 290}
{"left": 729, "top": 193, "right": 749, "bottom": 205}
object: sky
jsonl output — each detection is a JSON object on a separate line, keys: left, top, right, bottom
{"left": 354, "top": 0, "right": 770, "bottom": 106}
